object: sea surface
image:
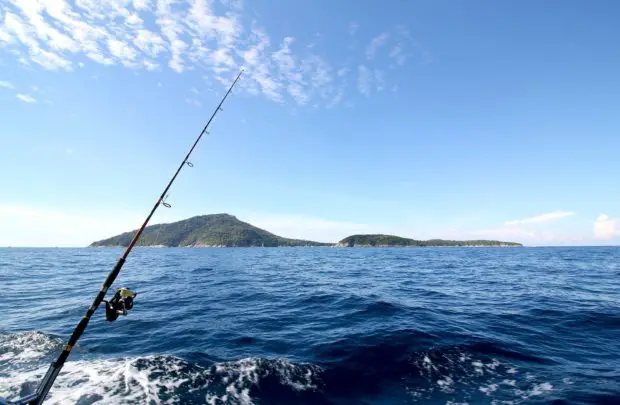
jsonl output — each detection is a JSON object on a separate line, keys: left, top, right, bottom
{"left": 0, "top": 247, "right": 619, "bottom": 404}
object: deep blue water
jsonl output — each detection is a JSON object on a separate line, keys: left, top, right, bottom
{"left": 0, "top": 247, "right": 619, "bottom": 404}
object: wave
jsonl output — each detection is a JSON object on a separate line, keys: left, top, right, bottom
{"left": 2, "top": 355, "right": 323, "bottom": 405}
{"left": 0, "top": 330, "right": 561, "bottom": 404}
{"left": 0, "top": 331, "right": 63, "bottom": 365}
{"left": 314, "top": 329, "right": 554, "bottom": 403}
{"left": 0, "top": 332, "right": 323, "bottom": 405}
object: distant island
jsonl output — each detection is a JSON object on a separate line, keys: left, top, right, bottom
{"left": 89, "top": 213, "right": 522, "bottom": 248}
{"left": 337, "top": 234, "right": 522, "bottom": 247}
{"left": 89, "top": 214, "right": 330, "bottom": 247}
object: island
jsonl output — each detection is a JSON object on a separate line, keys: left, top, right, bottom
{"left": 90, "top": 213, "right": 523, "bottom": 248}
{"left": 89, "top": 214, "right": 330, "bottom": 247}
{"left": 336, "top": 234, "right": 522, "bottom": 247}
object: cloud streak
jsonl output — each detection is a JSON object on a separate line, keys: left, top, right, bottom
{"left": 505, "top": 211, "right": 575, "bottom": 226}
{"left": 0, "top": 203, "right": 186, "bottom": 247}
{"left": 348, "top": 22, "right": 359, "bottom": 36}
{"left": 0, "top": 1, "right": 421, "bottom": 107}
{"left": 15, "top": 93, "right": 37, "bottom": 103}
{"left": 365, "top": 32, "right": 389, "bottom": 59}
{"left": 241, "top": 212, "right": 372, "bottom": 243}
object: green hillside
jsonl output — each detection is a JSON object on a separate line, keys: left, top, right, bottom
{"left": 337, "top": 234, "right": 522, "bottom": 247}
{"left": 89, "top": 214, "right": 330, "bottom": 247}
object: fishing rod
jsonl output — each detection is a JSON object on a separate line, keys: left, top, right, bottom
{"left": 4, "top": 70, "right": 244, "bottom": 405}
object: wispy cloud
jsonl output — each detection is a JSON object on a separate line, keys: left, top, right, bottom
{"left": 348, "top": 22, "right": 359, "bottom": 36}
{"left": 471, "top": 227, "right": 536, "bottom": 240}
{"left": 593, "top": 214, "right": 618, "bottom": 240}
{"left": 15, "top": 93, "right": 37, "bottom": 103}
{"left": 366, "top": 32, "right": 389, "bottom": 59}
{"left": 0, "top": 1, "right": 420, "bottom": 108}
{"left": 241, "top": 212, "right": 371, "bottom": 243}
{"left": 357, "top": 65, "right": 372, "bottom": 97}
{"left": 0, "top": 80, "right": 15, "bottom": 89}
{"left": 505, "top": 211, "right": 575, "bottom": 226}
{"left": 337, "top": 67, "right": 349, "bottom": 77}
{"left": 468, "top": 226, "right": 591, "bottom": 246}
{"left": 389, "top": 45, "right": 406, "bottom": 66}
{"left": 185, "top": 97, "right": 201, "bottom": 108}
{"left": 0, "top": 203, "right": 184, "bottom": 247}
{"left": 374, "top": 69, "right": 385, "bottom": 92}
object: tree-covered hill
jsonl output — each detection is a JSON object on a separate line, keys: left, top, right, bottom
{"left": 337, "top": 234, "right": 522, "bottom": 247}
{"left": 90, "top": 214, "right": 330, "bottom": 247}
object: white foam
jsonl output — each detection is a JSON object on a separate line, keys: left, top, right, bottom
{"left": 2, "top": 356, "right": 185, "bottom": 404}
{"left": 513, "top": 381, "right": 554, "bottom": 401}
{"left": 479, "top": 383, "right": 498, "bottom": 395}
{"left": 471, "top": 360, "right": 485, "bottom": 375}
{"left": 0, "top": 331, "right": 62, "bottom": 364}
{"left": 437, "top": 375, "right": 454, "bottom": 393}
{"left": 529, "top": 382, "right": 553, "bottom": 396}
{"left": 408, "top": 348, "right": 554, "bottom": 404}
{"left": 205, "top": 357, "right": 321, "bottom": 405}
{"left": 2, "top": 355, "right": 322, "bottom": 405}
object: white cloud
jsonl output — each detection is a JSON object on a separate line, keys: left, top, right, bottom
{"left": 326, "top": 88, "right": 344, "bottom": 109}
{"left": 0, "top": 80, "right": 14, "bottom": 89}
{"left": 108, "top": 38, "right": 137, "bottom": 65}
{"left": 468, "top": 226, "right": 592, "bottom": 246}
{"left": 190, "top": 87, "right": 200, "bottom": 94}
{"left": 134, "top": 29, "right": 166, "bottom": 57}
{"left": 0, "top": 204, "right": 368, "bottom": 246}
{"left": 1, "top": 8, "right": 73, "bottom": 70}
{"left": 31, "top": 48, "right": 73, "bottom": 70}
{"left": 243, "top": 27, "right": 269, "bottom": 66}
{"left": 185, "top": 97, "right": 201, "bottom": 107}
{"left": 16, "top": 93, "right": 37, "bottom": 103}
{"left": 143, "top": 60, "right": 159, "bottom": 70}
{"left": 348, "top": 22, "right": 358, "bottom": 36}
{"left": 210, "top": 47, "right": 235, "bottom": 67}
{"left": 357, "top": 65, "right": 371, "bottom": 96}
{"left": 505, "top": 211, "right": 575, "bottom": 226}
{"left": 470, "top": 227, "right": 536, "bottom": 241}
{"left": 0, "top": 203, "right": 183, "bottom": 247}
{"left": 594, "top": 214, "right": 618, "bottom": 240}
{"left": 374, "top": 69, "right": 385, "bottom": 92}
{"left": 125, "top": 13, "right": 143, "bottom": 26}
{"left": 366, "top": 32, "right": 389, "bottom": 59}
{"left": 134, "top": 0, "right": 151, "bottom": 10}
{"left": 389, "top": 45, "right": 406, "bottom": 65}
{"left": 271, "top": 36, "right": 307, "bottom": 104}
{"left": 0, "top": 1, "right": 419, "bottom": 107}
{"left": 241, "top": 212, "right": 371, "bottom": 243}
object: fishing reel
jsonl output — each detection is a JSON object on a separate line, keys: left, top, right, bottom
{"left": 103, "top": 287, "right": 138, "bottom": 322}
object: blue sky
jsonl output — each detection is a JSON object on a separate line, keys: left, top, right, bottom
{"left": 1, "top": 0, "right": 618, "bottom": 246}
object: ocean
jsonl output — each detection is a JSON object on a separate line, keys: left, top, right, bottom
{"left": 0, "top": 247, "right": 618, "bottom": 404}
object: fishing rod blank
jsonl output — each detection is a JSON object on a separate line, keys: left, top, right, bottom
{"left": 3, "top": 70, "right": 243, "bottom": 405}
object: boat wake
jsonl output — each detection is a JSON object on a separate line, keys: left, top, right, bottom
{"left": 0, "top": 331, "right": 557, "bottom": 404}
